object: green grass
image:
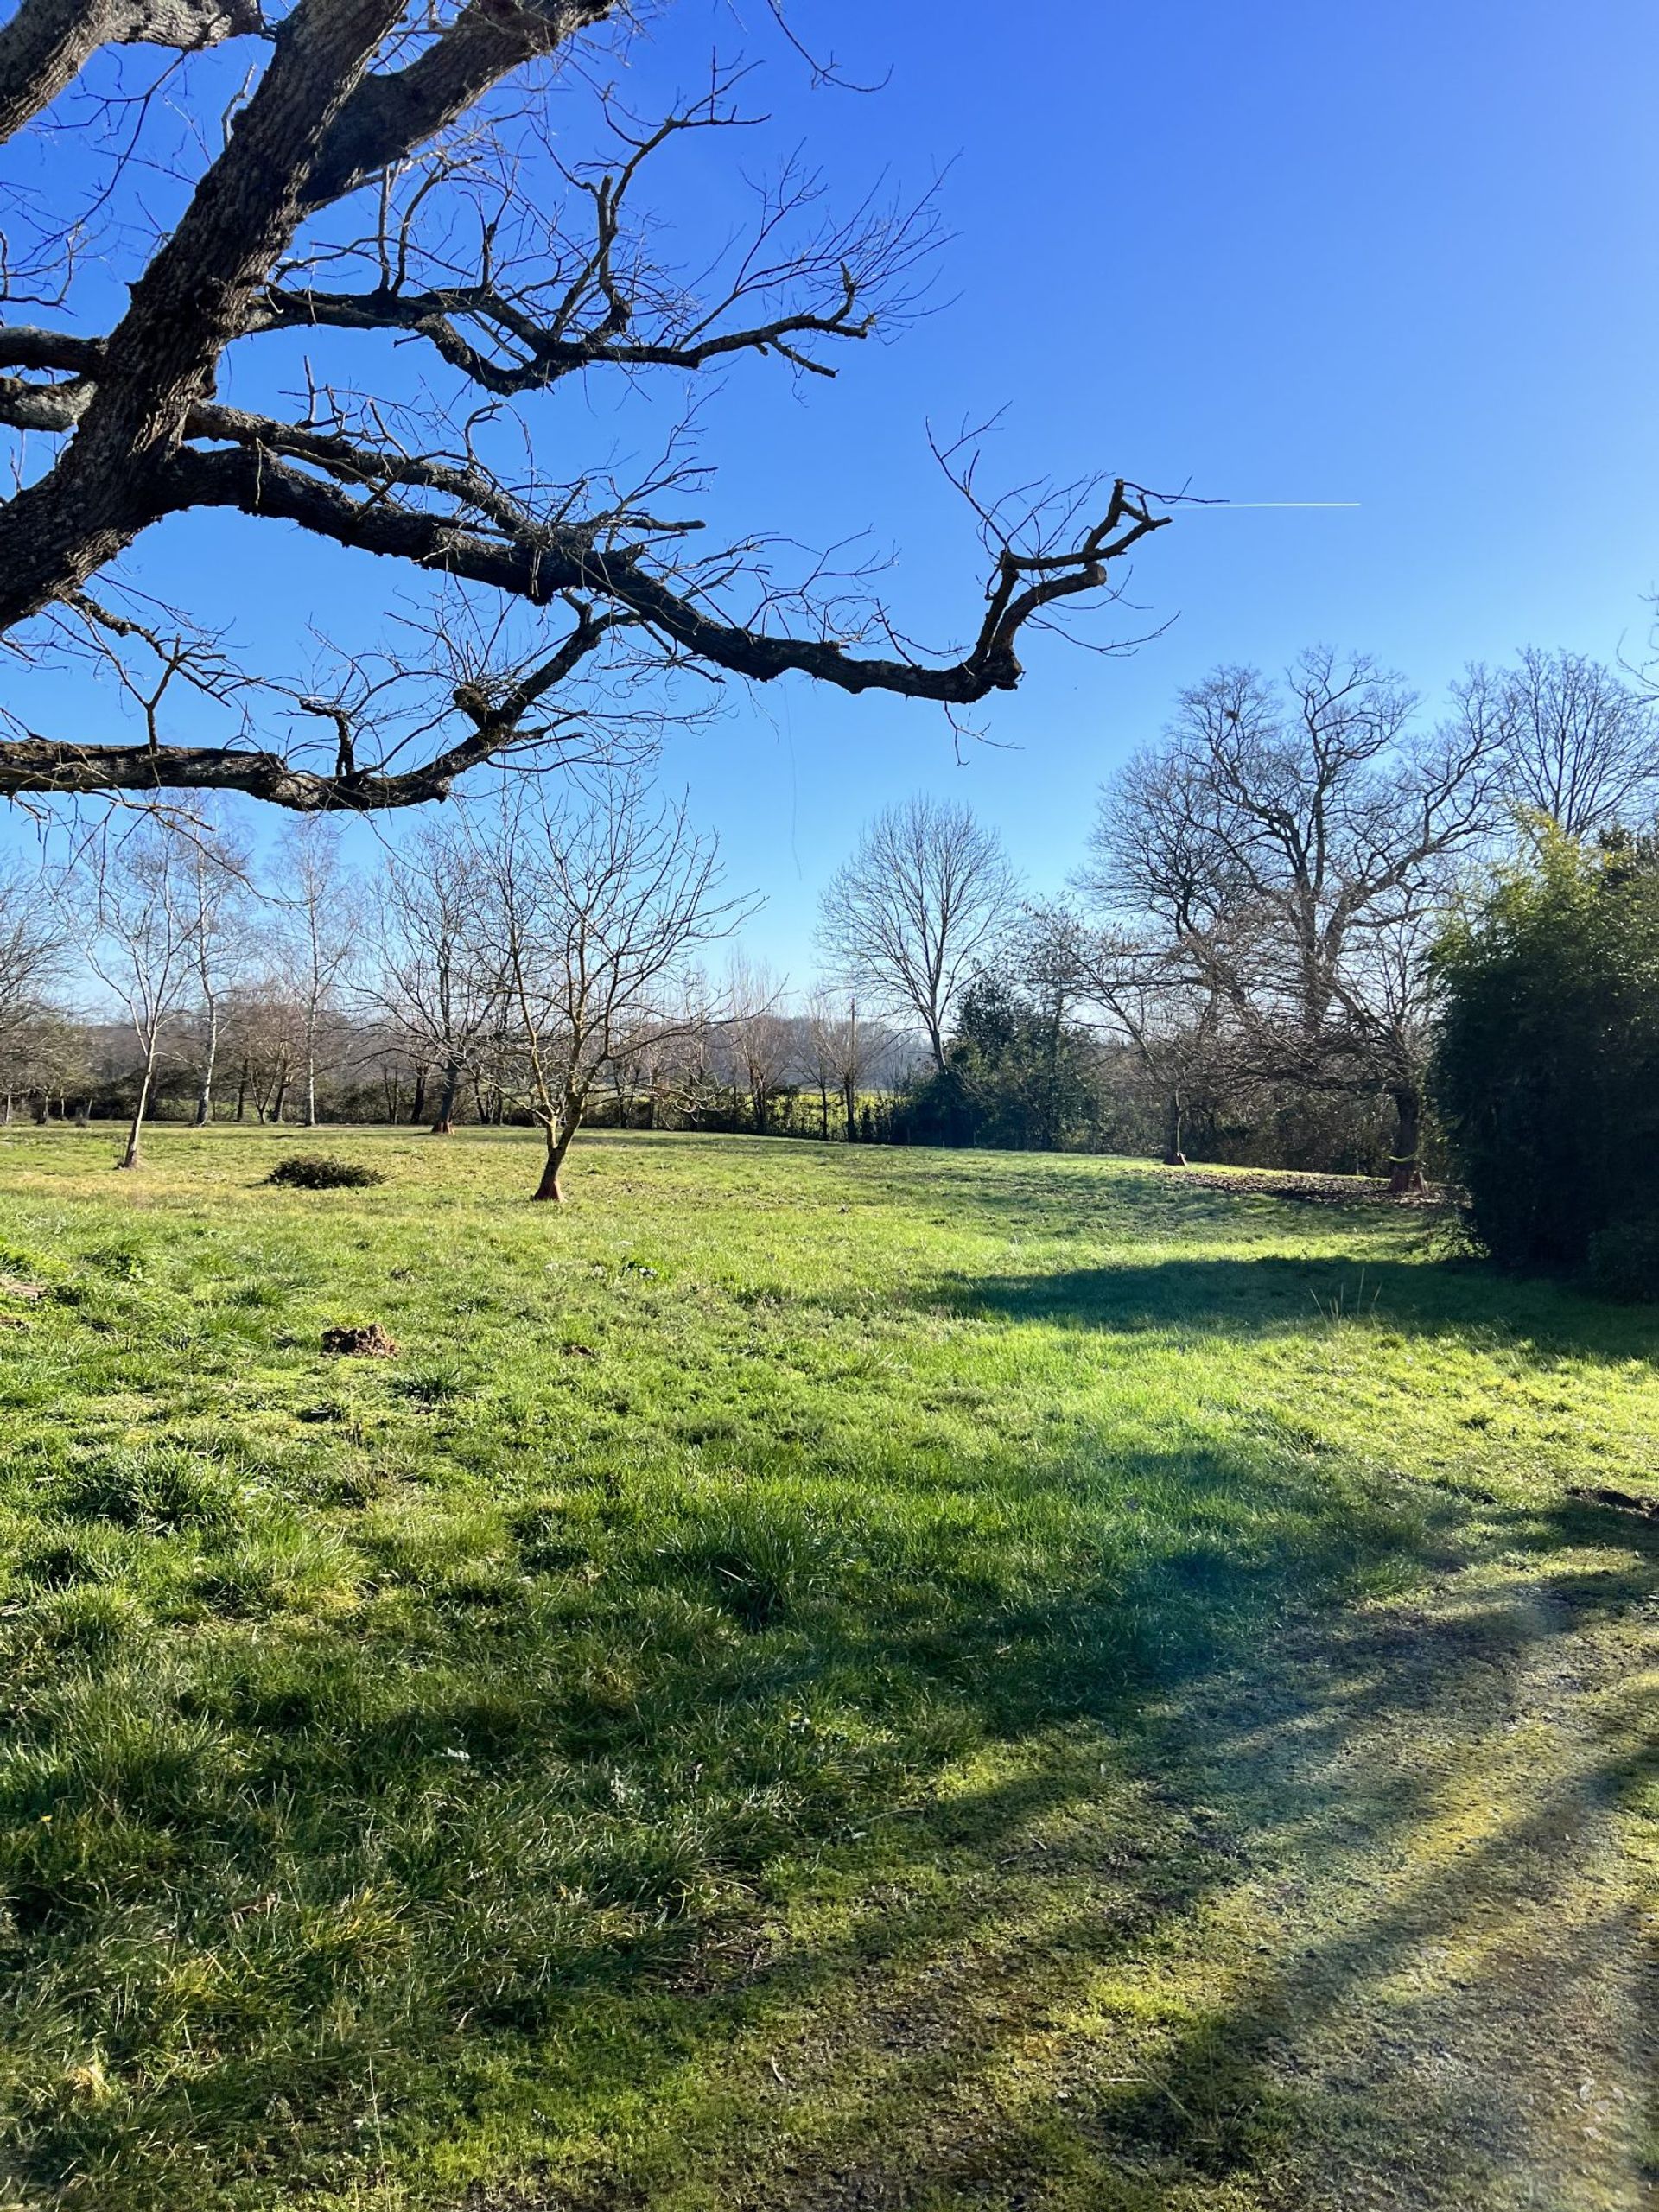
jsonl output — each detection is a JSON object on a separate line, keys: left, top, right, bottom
{"left": 0, "top": 1127, "right": 1652, "bottom": 2209}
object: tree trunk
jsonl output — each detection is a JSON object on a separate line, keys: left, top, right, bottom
{"left": 842, "top": 1076, "right": 856, "bottom": 1141}
{"left": 194, "top": 995, "right": 219, "bottom": 1124}
{"left": 1163, "top": 1092, "right": 1187, "bottom": 1168}
{"left": 531, "top": 1122, "right": 574, "bottom": 1203}
{"left": 430, "top": 1056, "right": 461, "bottom": 1135}
{"left": 410, "top": 1065, "right": 428, "bottom": 1124}
{"left": 234, "top": 1058, "right": 249, "bottom": 1122}
{"left": 1387, "top": 1086, "right": 1426, "bottom": 1197}
{"left": 119, "top": 1038, "right": 158, "bottom": 1168}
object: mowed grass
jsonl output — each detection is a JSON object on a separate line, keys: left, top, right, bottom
{"left": 0, "top": 1126, "right": 1652, "bottom": 2210}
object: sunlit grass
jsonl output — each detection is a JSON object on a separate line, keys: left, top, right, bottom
{"left": 0, "top": 1126, "right": 1651, "bottom": 2209}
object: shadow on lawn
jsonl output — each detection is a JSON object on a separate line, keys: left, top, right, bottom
{"left": 4, "top": 1425, "right": 1654, "bottom": 2208}
{"left": 933, "top": 1252, "right": 1659, "bottom": 1367}
{"left": 626, "top": 1490, "right": 1659, "bottom": 2212}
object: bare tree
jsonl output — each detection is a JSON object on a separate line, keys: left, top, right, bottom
{"left": 1459, "top": 647, "right": 1659, "bottom": 841}
{"left": 721, "top": 957, "right": 793, "bottom": 1133}
{"left": 1030, "top": 903, "right": 1231, "bottom": 1166}
{"left": 369, "top": 819, "right": 501, "bottom": 1132}
{"left": 175, "top": 815, "right": 252, "bottom": 1123}
{"left": 0, "top": 10, "right": 1166, "bottom": 815}
{"left": 804, "top": 990, "right": 893, "bottom": 1141}
{"left": 1089, "top": 652, "right": 1498, "bottom": 1188}
{"left": 2, "top": 1004, "right": 87, "bottom": 1124}
{"left": 469, "top": 774, "right": 742, "bottom": 1201}
{"left": 64, "top": 819, "right": 203, "bottom": 1166}
{"left": 0, "top": 860, "right": 67, "bottom": 1082}
{"left": 272, "top": 818, "right": 359, "bottom": 1127}
{"left": 818, "top": 794, "right": 1018, "bottom": 1072}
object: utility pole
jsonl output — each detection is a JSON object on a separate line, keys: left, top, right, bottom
{"left": 847, "top": 995, "right": 858, "bottom": 1144}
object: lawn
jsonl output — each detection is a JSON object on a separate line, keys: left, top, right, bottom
{"left": 0, "top": 1126, "right": 1652, "bottom": 2211}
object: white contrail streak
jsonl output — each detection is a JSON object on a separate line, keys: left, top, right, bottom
{"left": 1201, "top": 500, "right": 1361, "bottom": 509}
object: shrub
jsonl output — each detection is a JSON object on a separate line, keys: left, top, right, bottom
{"left": 264, "top": 1154, "right": 385, "bottom": 1191}
{"left": 1432, "top": 832, "right": 1659, "bottom": 1274}
{"left": 1586, "top": 1216, "right": 1659, "bottom": 1303}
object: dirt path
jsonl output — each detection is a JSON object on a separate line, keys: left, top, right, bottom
{"left": 734, "top": 1500, "right": 1659, "bottom": 2212}
{"left": 1171, "top": 1507, "right": 1658, "bottom": 2209}
{"left": 466, "top": 1497, "right": 1656, "bottom": 2212}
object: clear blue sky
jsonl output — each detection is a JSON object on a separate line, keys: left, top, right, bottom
{"left": 11, "top": 0, "right": 1659, "bottom": 981}
{"left": 665, "top": 0, "right": 1659, "bottom": 976}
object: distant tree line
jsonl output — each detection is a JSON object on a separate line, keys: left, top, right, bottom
{"left": 0, "top": 774, "right": 914, "bottom": 1198}
{"left": 820, "top": 645, "right": 1659, "bottom": 1210}
{"left": 4, "top": 639, "right": 1658, "bottom": 1262}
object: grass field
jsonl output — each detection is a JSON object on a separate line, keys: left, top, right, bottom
{"left": 0, "top": 1126, "right": 1652, "bottom": 2211}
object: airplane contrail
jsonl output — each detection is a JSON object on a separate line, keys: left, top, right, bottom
{"left": 1201, "top": 500, "right": 1361, "bottom": 509}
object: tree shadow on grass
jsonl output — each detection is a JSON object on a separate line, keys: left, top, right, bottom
{"left": 2, "top": 1423, "right": 1653, "bottom": 2211}
{"left": 934, "top": 1254, "right": 1659, "bottom": 1369}
{"left": 0, "top": 1416, "right": 1454, "bottom": 2208}
{"left": 620, "top": 1493, "right": 1658, "bottom": 2212}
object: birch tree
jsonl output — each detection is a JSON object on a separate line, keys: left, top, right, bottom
{"left": 67, "top": 820, "right": 203, "bottom": 1167}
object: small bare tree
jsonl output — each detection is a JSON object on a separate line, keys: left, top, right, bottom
{"left": 470, "top": 775, "right": 743, "bottom": 1202}
{"left": 818, "top": 794, "right": 1018, "bottom": 1072}
{"left": 65, "top": 819, "right": 203, "bottom": 1167}
{"left": 272, "top": 818, "right": 360, "bottom": 1128}
{"left": 0, "top": 861, "right": 67, "bottom": 1084}
{"left": 176, "top": 815, "right": 252, "bottom": 1123}
{"left": 1459, "top": 646, "right": 1659, "bottom": 841}
{"left": 1030, "top": 904, "right": 1232, "bottom": 1166}
{"left": 804, "top": 989, "right": 887, "bottom": 1142}
{"left": 722, "top": 957, "right": 794, "bottom": 1133}
{"left": 369, "top": 820, "right": 502, "bottom": 1133}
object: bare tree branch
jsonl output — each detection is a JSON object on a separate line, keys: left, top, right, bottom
{"left": 0, "top": 0, "right": 263, "bottom": 147}
{"left": 0, "top": 3, "right": 1167, "bottom": 812}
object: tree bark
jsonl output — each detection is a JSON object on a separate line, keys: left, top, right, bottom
{"left": 1387, "top": 1085, "right": 1427, "bottom": 1197}
{"left": 430, "top": 1056, "right": 461, "bottom": 1135}
{"left": 1163, "top": 1091, "right": 1187, "bottom": 1167}
{"left": 0, "top": 1, "right": 408, "bottom": 640}
{"left": 0, "top": 0, "right": 261, "bottom": 147}
{"left": 120, "top": 1035, "right": 158, "bottom": 1168}
{"left": 194, "top": 994, "right": 219, "bottom": 1124}
{"left": 531, "top": 1122, "right": 575, "bottom": 1203}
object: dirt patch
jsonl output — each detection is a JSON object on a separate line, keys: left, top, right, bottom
{"left": 321, "top": 1321, "right": 399, "bottom": 1357}
{"left": 1176, "top": 1167, "right": 1459, "bottom": 1209}
{"left": 1568, "top": 1485, "right": 1659, "bottom": 1522}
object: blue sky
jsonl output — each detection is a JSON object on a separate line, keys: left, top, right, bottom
{"left": 663, "top": 0, "right": 1659, "bottom": 976}
{"left": 10, "top": 0, "right": 1659, "bottom": 983}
